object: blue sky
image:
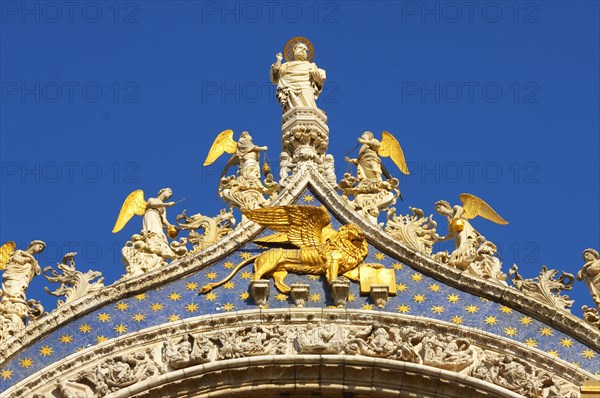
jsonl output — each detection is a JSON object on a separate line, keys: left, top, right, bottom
{"left": 1, "top": 1, "right": 598, "bottom": 316}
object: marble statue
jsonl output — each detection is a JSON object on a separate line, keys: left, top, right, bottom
{"left": 1, "top": 240, "right": 45, "bottom": 303}
{"left": 577, "top": 248, "right": 600, "bottom": 309}
{"left": 341, "top": 131, "right": 409, "bottom": 224}
{"left": 433, "top": 193, "right": 508, "bottom": 284}
{"left": 204, "top": 129, "right": 277, "bottom": 210}
{"left": 0, "top": 240, "right": 46, "bottom": 342}
{"left": 112, "top": 189, "right": 179, "bottom": 277}
{"left": 270, "top": 37, "right": 326, "bottom": 112}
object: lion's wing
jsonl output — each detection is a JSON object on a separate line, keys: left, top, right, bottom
{"left": 243, "top": 205, "right": 331, "bottom": 248}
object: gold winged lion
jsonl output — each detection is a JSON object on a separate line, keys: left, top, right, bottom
{"left": 199, "top": 205, "right": 369, "bottom": 294}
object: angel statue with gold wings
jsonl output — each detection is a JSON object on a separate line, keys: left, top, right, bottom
{"left": 200, "top": 205, "right": 369, "bottom": 295}
{"left": 204, "top": 130, "right": 277, "bottom": 210}
{"left": 434, "top": 193, "right": 508, "bottom": 283}
{"left": 112, "top": 189, "right": 179, "bottom": 276}
{"left": 0, "top": 240, "right": 46, "bottom": 342}
{"left": 203, "top": 130, "right": 267, "bottom": 181}
{"left": 345, "top": 131, "right": 410, "bottom": 184}
{"left": 341, "top": 131, "right": 410, "bottom": 224}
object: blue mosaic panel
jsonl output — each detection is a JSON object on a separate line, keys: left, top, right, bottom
{"left": 1, "top": 189, "right": 598, "bottom": 388}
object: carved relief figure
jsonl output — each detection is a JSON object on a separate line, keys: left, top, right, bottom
{"left": 162, "top": 333, "right": 211, "bottom": 369}
{"left": 421, "top": 333, "right": 474, "bottom": 371}
{"left": 270, "top": 37, "right": 326, "bottom": 112}
{"left": 296, "top": 322, "right": 344, "bottom": 354}
{"left": 278, "top": 152, "right": 296, "bottom": 186}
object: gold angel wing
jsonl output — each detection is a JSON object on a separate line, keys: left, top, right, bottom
{"left": 203, "top": 129, "right": 237, "bottom": 166}
{"left": 0, "top": 241, "right": 16, "bottom": 270}
{"left": 378, "top": 131, "right": 410, "bottom": 175}
{"left": 243, "top": 205, "right": 331, "bottom": 249}
{"left": 460, "top": 193, "right": 509, "bottom": 225}
{"left": 112, "top": 190, "right": 147, "bottom": 233}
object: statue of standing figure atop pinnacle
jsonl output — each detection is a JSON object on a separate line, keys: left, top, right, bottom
{"left": 271, "top": 38, "right": 333, "bottom": 184}
{"left": 270, "top": 37, "right": 326, "bottom": 113}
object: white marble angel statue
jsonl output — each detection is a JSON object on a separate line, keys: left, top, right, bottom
{"left": 341, "top": 131, "right": 409, "bottom": 223}
{"left": 345, "top": 131, "right": 410, "bottom": 185}
{"left": 434, "top": 193, "right": 508, "bottom": 279}
{"left": 113, "top": 188, "right": 177, "bottom": 242}
{"left": 0, "top": 240, "right": 45, "bottom": 303}
{"left": 0, "top": 240, "right": 46, "bottom": 342}
{"left": 577, "top": 248, "right": 600, "bottom": 309}
{"left": 112, "top": 189, "right": 179, "bottom": 276}
{"left": 204, "top": 130, "right": 268, "bottom": 182}
{"left": 270, "top": 37, "right": 326, "bottom": 112}
{"left": 204, "top": 130, "right": 277, "bottom": 210}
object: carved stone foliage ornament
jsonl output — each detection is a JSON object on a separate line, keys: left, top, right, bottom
{"left": 341, "top": 131, "right": 409, "bottom": 225}
{"left": 385, "top": 207, "right": 438, "bottom": 255}
{"left": 0, "top": 240, "right": 46, "bottom": 344}
{"left": 432, "top": 193, "right": 508, "bottom": 284}
{"left": 43, "top": 252, "right": 104, "bottom": 307}
{"left": 509, "top": 264, "right": 575, "bottom": 311}
{"left": 171, "top": 208, "right": 236, "bottom": 255}
{"left": 204, "top": 129, "right": 278, "bottom": 211}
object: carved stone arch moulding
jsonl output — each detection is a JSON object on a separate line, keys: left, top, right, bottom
{"left": 3, "top": 309, "right": 592, "bottom": 398}
{"left": 1, "top": 163, "right": 599, "bottom": 379}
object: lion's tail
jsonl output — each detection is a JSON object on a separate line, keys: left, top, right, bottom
{"left": 198, "top": 255, "right": 258, "bottom": 294}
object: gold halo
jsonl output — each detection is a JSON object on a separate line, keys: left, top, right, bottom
{"left": 284, "top": 37, "right": 314, "bottom": 62}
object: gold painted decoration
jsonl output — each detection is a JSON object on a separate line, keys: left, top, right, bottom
{"left": 244, "top": 205, "right": 331, "bottom": 249}
{"left": 203, "top": 129, "right": 237, "bottom": 166}
{"left": 0, "top": 241, "right": 16, "bottom": 270}
{"left": 283, "top": 36, "right": 314, "bottom": 62}
{"left": 167, "top": 225, "right": 179, "bottom": 239}
{"left": 379, "top": 131, "right": 410, "bottom": 175}
{"left": 200, "top": 205, "right": 369, "bottom": 295}
{"left": 112, "top": 190, "right": 147, "bottom": 233}
{"left": 460, "top": 193, "right": 508, "bottom": 225}
{"left": 358, "top": 264, "right": 397, "bottom": 295}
